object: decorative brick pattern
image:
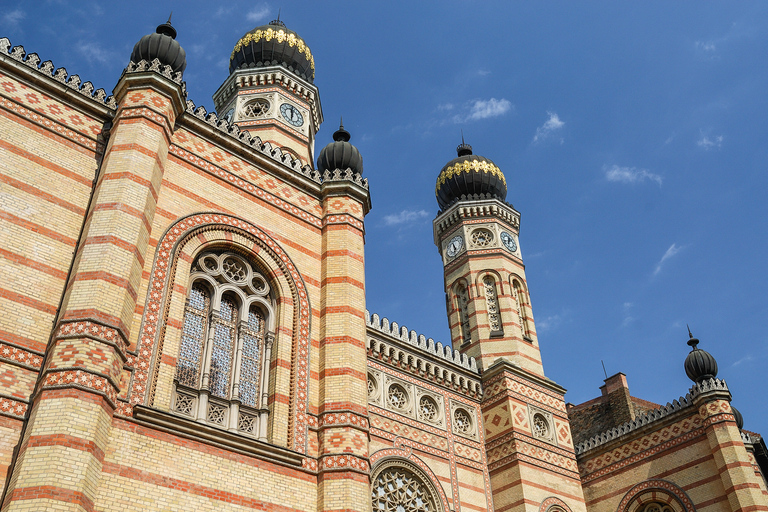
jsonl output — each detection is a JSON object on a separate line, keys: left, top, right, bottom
{"left": 0, "top": 395, "right": 27, "bottom": 418}
{"left": 0, "top": 342, "right": 43, "bottom": 370}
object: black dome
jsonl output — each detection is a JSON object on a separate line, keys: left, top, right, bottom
{"left": 684, "top": 331, "right": 718, "bottom": 383}
{"left": 435, "top": 141, "right": 507, "bottom": 211}
{"left": 731, "top": 405, "right": 744, "bottom": 430}
{"left": 130, "top": 18, "right": 186, "bottom": 74}
{"left": 229, "top": 20, "right": 314, "bottom": 83}
{"left": 317, "top": 121, "right": 363, "bottom": 174}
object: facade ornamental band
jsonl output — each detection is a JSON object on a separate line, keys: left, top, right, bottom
{"left": 0, "top": 16, "right": 765, "bottom": 512}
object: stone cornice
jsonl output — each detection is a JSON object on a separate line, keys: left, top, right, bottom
{"left": 481, "top": 359, "right": 567, "bottom": 396}
{"left": 212, "top": 66, "right": 323, "bottom": 130}
{"left": 133, "top": 405, "right": 305, "bottom": 467}
{"left": 433, "top": 197, "right": 520, "bottom": 247}
{"left": 320, "top": 169, "right": 371, "bottom": 215}
{"left": 114, "top": 62, "right": 187, "bottom": 118}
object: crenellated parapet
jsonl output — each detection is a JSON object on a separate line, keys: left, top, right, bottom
{"left": 366, "top": 310, "right": 482, "bottom": 398}
{"left": 575, "top": 393, "right": 696, "bottom": 455}
{"left": 123, "top": 58, "right": 185, "bottom": 88}
{"left": 433, "top": 195, "right": 520, "bottom": 247}
{"left": 0, "top": 37, "right": 117, "bottom": 109}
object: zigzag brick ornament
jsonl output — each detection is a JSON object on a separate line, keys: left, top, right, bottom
{"left": 0, "top": 13, "right": 765, "bottom": 512}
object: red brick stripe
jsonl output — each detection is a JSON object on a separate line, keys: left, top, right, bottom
{"left": 72, "top": 271, "right": 138, "bottom": 301}
{"left": 0, "top": 329, "right": 46, "bottom": 353}
{"left": 27, "top": 434, "right": 105, "bottom": 463}
{"left": 92, "top": 202, "right": 151, "bottom": 233}
{"left": 0, "top": 172, "right": 86, "bottom": 215}
{"left": 0, "top": 247, "right": 67, "bottom": 280}
{"left": 322, "top": 249, "right": 364, "bottom": 262}
{"left": 82, "top": 235, "right": 145, "bottom": 268}
{"left": 5, "top": 485, "right": 94, "bottom": 511}
{"left": 101, "top": 461, "right": 308, "bottom": 510}
{"left": 320, "top": 305, "right": 365, "bottom": 318}
{"left": 319, "top": 368, "right": 366, "bottom": 380}
{"left": 321, "top": 276, "right": 365, "bottom": 289}
{"left": 320, "top": 336, "right": 365, "bottom": 348}
{"left": 0, "top": 209, "right": 77, "bottom": 246}
{"left": 0, "top": 286, "right": 56, "bottom": 314}
{"left": 100, "top": 170, "right": 159, "bottom": 202}
{"left": 0, "top": 138, "right": 93, "bottom": 186}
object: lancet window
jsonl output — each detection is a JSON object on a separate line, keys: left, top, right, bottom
{"left": 513, "top": 279, "right": 531, "bottom": 340}
{"left": 456, "top": 283, "right": 471, "bottom": 345}
{"left": 483, "top": 276, "right": 502, "bottom": 334}
{"left": 173, "top": 250, "right": 275, "bottom": 440}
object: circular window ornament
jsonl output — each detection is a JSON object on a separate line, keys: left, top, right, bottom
{"left": 387, "top": 384, "right": 408, "bottom": 410}
{"left": 368, "top": 374, "right": 378, "bottom": 399}
{"left": 242, "top": 98, "right": 270, "bottom": 118}
{"left": 641, "top": 504, "right": 675, "bottom": 512}
{"left": 418, "top": 396, "right": 438, "bottom": 423}
{"left": 470, "top": 228, "right": 494, "bottom": 247}
{"left": 371, "top": 464, "right": 440, "bottom": 512}
{"left": 453, "top": 408, "right": 472, "bottom": 435}
{"left": 532, "top": 413, "right": 550, "bottom": 439}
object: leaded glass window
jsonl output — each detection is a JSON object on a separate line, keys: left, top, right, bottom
{"left": 173, "top": 251, "right": 274, "bottom": 440}
{"left": 483, "top": 276, "right": 501, "bottom": 333}
{"left": 456, "top": 283, "right": 471, "bottom": 345}
{"left": 513, "top": 279, "right": 531, "bottom": 339}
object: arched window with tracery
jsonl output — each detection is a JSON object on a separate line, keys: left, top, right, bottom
{"left": 455, "top": 282, "right": 471, "bottom": 345}
{"left": 483, "top": 275, "right": 502, "bottom": 336}
{"left": 371, "top": 461, "right": 443, "bottom": 512}
{"left": 638, "top": 505, "right": 674, "bottom": 512}
{"left": 512, "top": 278, "right": 531, "bottom": 340}
{"left": 172, "top": 250, "right": 275, "bottom": 440}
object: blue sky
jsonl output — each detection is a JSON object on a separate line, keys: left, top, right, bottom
{"left": 3, "top": 2, "right": 766, "bottom": 437}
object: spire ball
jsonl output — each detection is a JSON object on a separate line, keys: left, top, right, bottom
{"left": 130, "top": 17, "right": 186, "bottom": 73}
{"left": 435, "top": 139, "right": 507, "bottom": 211}
{"left": 317, "top": 119, "right": 363, "bottom": 174}
{"left": 683, "top": 329, "right": 718, "bottom": 383}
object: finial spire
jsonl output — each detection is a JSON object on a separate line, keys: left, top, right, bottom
{"left": 156, "top": 14, "right": 178, "bottom": 39}
{"left": 456, "top": 132, "right": 472, "bottom": 157}
{"left": 167, "top": 12, "right": 173, "bottom": 24}
{"left": 332, "top": 117, "right": 351, "bottom": 142}
{"left": 339, "top": 116, "right": 344, "bottom": 130}
{"left": 687, "top": 325, "right": 699, "bottom": 349}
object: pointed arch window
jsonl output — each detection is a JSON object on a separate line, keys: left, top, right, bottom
{"left": 483, "top": 276, "right": 503, "bottom": 336}
{"left": 173, "top": 251, "right": 275, "bottom": 440}
{"left": 512, "top": 279, "right": 531, "bottom": 340}
{"left": 455, "top": 283, "right": 471, "bottom": 345}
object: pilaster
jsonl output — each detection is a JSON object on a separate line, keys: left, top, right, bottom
{"left": 317, "top": 173, "right": 371, "bottom": 512}
{"left": 1, "top": 67, "right": 185, "bottom": 512}
{"left": 692, "top": 379, "right": 768, "bottom": 512}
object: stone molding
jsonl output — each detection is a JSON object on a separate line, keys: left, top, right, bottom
{"left": 433, "top": 196, "right": 520, "bottom": 246}
{"left": 0, "top": 37, "right": 117, "bottom": 111}
{"left": 132, "top": 405, "right": 304, "bottom": 467}
{"left": 617, "top": 479, "right": 695, "bottom": 512}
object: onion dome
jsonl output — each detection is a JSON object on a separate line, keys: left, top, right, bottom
{"left": 130, "top": 16, "right": 187, "bottom": 74}
{"left": 436, "top": 139, "right": 507, "bottom": 211}
{"left": 684, "top": 328, "right": 718, "bottom": 383}
{"left": 731, "top": 405, "right": 744, "bottom": 429}
{"left": 317, "top": 119, "right": 363, "bottom": 174}
{"left": 229, "top": 19, "right": 314, "bottom": 83}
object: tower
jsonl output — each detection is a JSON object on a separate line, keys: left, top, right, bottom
{"left": 433, "top": 141, "right": 587, "bottom": 512}
{"left": 213, "top": 19, "right": 322, "bottom": 166}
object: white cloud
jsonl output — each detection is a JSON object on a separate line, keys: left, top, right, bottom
{"left": 533, "top": 111, "right": 565, "bottom": 144}
{"left": 697, "top": 134, "right": 723, "bottom": 150}
{"left": 604, "top": 165, "right": 663, "bottom": 186}
{"left": 654, "top": 243, "right": 683, "bottom": 275}
{"left": 731, "top": 355, "right": 754, "bottom": 367}
{"left": 383, "top": 209, "right": 429, "bottom": 226}
{"left": 621, "top": 302, "right": 635, "bottom": 327}
{"left": 695, "top": 40, "right": 716, "bottom": 52}
{"left": 75, "top": 42, "right": 115, "bottom": 65}
{"left": 2, "top": 9, "right": 25, "bottom": 27}
{"left": 246, "top": 5, "right": 271, "bottom": 23}
{"left": 466, "top": 98, "right": 512, "bottom": 120}
{"left": 536, "top": 314, "right": 562, "bottom": 332}
{"left": 477, "top": 69, "right": 491, "bottom": 77}
{"left": 437, "top": 103, "right": 455, "bottom": 112}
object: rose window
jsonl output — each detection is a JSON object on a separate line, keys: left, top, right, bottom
{"left": 371, "top": 466, "right": 438, "bottom": 512}
{"left": 418, "top": 396, "right": 438, "bottom": 423}
{"left": 242, "top": 98, "right": 270, "bottom": 118}
{"left": 368, "top": 374, "right": 377, "bottom": 399}
{"left": 532, "top": 413, "right": 550, "bottom": 439}
{"left": 223, "top": 257, "right": 246, "bottom": 282}
{"left": 471, "top": 229, "right": 493, "bottom": 247}
{"left": 453, "top": 409, "right": 472, "bottom": 434}
{"left": 641, "top": 505, "right": 674, "bottom": 512}
{"left": 387, "top": 384, "right": 408, "bottom": 410}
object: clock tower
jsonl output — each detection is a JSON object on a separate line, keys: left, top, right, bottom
{"left": 433, "top": 140, "right": 587, "bottom": 512}
{"left": 434, "top": 140, "right": 543, "bottom": 375}
{"left": 213, "top": 19, "right": 322, "bottom": 166}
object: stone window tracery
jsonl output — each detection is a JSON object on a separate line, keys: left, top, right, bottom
{"left": 483, "top": 276, "right": 502, "bottom": 334}
{"left": 513, "top": 279, "right": 531, "bottom": 339}
{"left": 371, "top": 463, "right": 441, "bottom": 512}
{"left": 453, "top": 408, "right": 473, "bottom": 435}
{"left": 470, "top": 228, "right": 494, "bottom": 247}
{"left": 173, "top": 251, "right": 274, "bottom": 440}
{"left": 456, "top": 283, "right": 471, "bottom": 345}
{"left": 639, "top": 504, "right": 674, "bottom": 512}
{"left": 532, "top": 413, "right": 550, "bottom": 439}
{"left": 388, "top": 384, "right": 408, "bottom": 410}
{"left": 418, "top": 395, "right": 438, "bottom": 423}
{"left": 242, "top": 98, "right": 270, "bottom": 118}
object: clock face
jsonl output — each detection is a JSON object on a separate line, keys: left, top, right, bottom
{"left": 446, "top": 235, "right": 464, "bottom": 258}
{"left": 280, "top": 103, "right": 304, "bottom": 127}
{"left": 500, "top": 232, "right": 518, "bottom": 252}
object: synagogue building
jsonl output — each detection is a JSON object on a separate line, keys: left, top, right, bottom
{"left": 0, "top": 17, "right": 765, "bottom": 512}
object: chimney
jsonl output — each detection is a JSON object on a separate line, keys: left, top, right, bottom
{"left": 599, "top": 372, "right": 635, "bottom": 425}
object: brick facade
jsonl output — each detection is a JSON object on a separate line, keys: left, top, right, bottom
{"left": 0, "top": 23, "right": 765, "bottom": 512}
